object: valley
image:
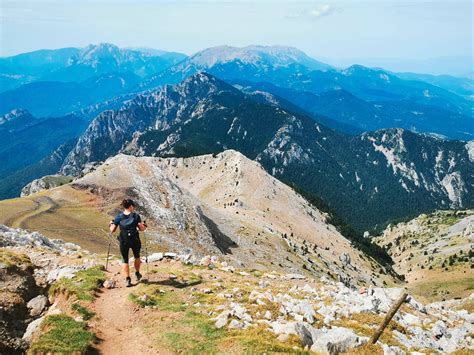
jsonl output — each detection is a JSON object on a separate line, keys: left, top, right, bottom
{"left": 375, "top": 210, "right": 474, "bottom": 301}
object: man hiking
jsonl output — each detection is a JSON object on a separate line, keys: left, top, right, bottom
{"left": 109, "top": 199, "right": 147, "bottom": 287}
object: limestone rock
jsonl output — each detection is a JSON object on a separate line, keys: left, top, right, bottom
{"left": 310, "top": 327, "right": 367, "bottom": 354}
{"left": 22, "top": 317, "right": 45, "bottom": 343}
{"left": 27, "top": 295, "right": 48, "bottom": 317}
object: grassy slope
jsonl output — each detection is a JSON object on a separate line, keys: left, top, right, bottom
{"left": 0, "top": 185, "right": 112, "bottom": 253}
{"left": 375, "top": 210, "right": 474, "bottom": 302}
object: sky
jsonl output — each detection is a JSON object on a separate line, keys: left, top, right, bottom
{"left": 1, "top": 0, "right": 472, "bottom": 75}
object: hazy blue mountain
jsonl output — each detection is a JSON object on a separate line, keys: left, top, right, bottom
{"left": 323, "top": 55, "right": 474, "bottom": 77}
{"left": 0, "top": 43, "right": 187, "bottom": 92}
{"left": 233, "top": 80, "right": 473, "bottom": 140}
{"left": 144, "top": 47, "right": 471, "bottom": 120}
{"left": 61, "top": 73, "right": 473, "bottom": 233}
{"left": 0, "top": 47, "right": 80, "bottom": 91}
{"left": 288, "top": 65, "right": 472, "bottom": 117}
{"left": 394, "top": 72, "right": 474, "bottom": 99}
{"left": 0, "top": 139, "right": 76, "bottom": 199}
{"left": 144, "top": 45, "right": 332, "bottom": 87}
{"left": 126, "top": 47, "right": 187, "bottom": 63}
{"left": 0, "top": 72, "right": 142, "bottom": 117}
{"left": 0, "top": 109, "right": 88, "bottom": 177}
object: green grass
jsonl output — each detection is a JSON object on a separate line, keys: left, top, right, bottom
{"left": 164, "top": 311, "right": 226, "bottom": 354}
{"left": 71, "top": 303, "right": 96, "bottom": 321}
{"left": 42, "top": 175, "right": 74, "bottom": 187}
{"left": 0, "top": 249, "right": 33, "bottom": 270}
{"left": 49, "top": 265, "right": 106, "bottom": 301}
{"left": 129, "top": 285, "right": 189, "bottom": 311}
{"left": 28, "top": 315, "right": 95, "bottom": 354}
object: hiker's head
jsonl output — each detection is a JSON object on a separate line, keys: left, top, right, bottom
{"left": 121, "top": 199, "right": 135, "bottom": 212}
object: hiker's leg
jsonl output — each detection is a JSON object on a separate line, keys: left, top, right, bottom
{"left": 119, "top": 241, "right": 130, "bottom": 278}
{"left": 122, "top": 262, "right": 130, "bottom": 278}
{"left": 134, "top": 258, "right": 141, "bottom": 272}
{"left": 132, "top": 240, "right": 141, "bottom": 272}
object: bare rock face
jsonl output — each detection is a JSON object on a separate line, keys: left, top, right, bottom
{"left": 0, "top": 250, "right": 39, "bottom": 353}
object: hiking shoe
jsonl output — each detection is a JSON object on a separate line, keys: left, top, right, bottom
{"left": 125, "top": 277, "right": 132, "bottom": 287}
{"left": 135, "top": 272, "right": 142, "bottom": 282}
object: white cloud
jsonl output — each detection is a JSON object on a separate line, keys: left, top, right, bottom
{"left": 288, "top": 4, "right": 338, "bottom": 21}
{"left": 309, "top": 4, "right": 335, "bottom": 18}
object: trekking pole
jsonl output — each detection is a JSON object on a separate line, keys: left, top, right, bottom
{"left": 143, "top": 221, "right": 149, "bottom": 274}
{"left": 105, "top": 231, "right": 112, "bottom": 272}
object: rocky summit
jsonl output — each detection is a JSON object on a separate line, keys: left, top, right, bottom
{"left": 1, "top": 150, "right": 395, "bottom": 286}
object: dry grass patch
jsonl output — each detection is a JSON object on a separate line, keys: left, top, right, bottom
{"left": 344, "top": 343, "right": 383, "bottom": 354}
{"left": 0, "top": 249, "right": 33, "bottom": 270}
{"left": 332, "top": 312, "right": 405, "bottom": 347}
{"left": 218, "top": 324, "right": 310, "bottom": 354}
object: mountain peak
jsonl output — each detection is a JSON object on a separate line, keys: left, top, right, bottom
{"left": 187, "top": 45, "right": 331, "bottom": 70}
{"left": 0, "top": 108, "right": 32, "bottom": 125}
{"left": 178, "top": 71, "right": 238, "bottom": 95}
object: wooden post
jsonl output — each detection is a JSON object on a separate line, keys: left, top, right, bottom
{"left": 370, "top": 292, "right": 408, "bottom": 344}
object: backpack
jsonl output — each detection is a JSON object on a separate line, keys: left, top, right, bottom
{"left": 118, "top": 213, "right": 139, "bottom": 240}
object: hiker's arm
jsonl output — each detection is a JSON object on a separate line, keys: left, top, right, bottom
{"left": 109, "top": 221, "right": 118, "bottom": 233}
{"left": 138, "top": 221, "right": 147, "bottom": 231}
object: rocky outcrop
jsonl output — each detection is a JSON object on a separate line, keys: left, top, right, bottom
{"left": 203, "top": 260, "right": 473, "bottom": 354}
{"left": 0, "top": 249, "right": 38, "bottom": 353}
{"left": 0, "top": 225, "right": 93, "bottom": 353}
{"left": 21, "top": 175, "right": 74, "bottom": 197}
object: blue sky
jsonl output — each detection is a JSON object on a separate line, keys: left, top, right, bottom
{"left": 1, "top": 0, "right": 472, "bottom": 74}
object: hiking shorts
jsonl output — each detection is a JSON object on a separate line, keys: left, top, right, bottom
{"left": 119, "top": 237, "right": 141, "bottom": 263}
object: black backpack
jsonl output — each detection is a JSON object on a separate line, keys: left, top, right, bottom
{"left": 118, "top": 213, "right": 139, "bottom": 239}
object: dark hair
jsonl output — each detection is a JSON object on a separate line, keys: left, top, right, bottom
{"left": 121, "top": 199, "right": 135, "bottom": 209}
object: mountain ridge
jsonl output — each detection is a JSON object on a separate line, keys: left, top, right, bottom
{"left": 59, "top": 72, "right": 474, "bottom": 233}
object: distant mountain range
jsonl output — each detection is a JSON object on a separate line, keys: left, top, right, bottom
{"left": 0, "top": 44, "right": 472, "bottom": 234}
{"left": 0, "top": 43, "right": 186, "bottom": 92}
{"left": 234, "top": 80, "right": 472, "bottom": 140}
{"left": 59, "top": 73, "right": 473, "bottom": 233}
{"left": 1, "top": 43, "right": 471, "bottom": 139}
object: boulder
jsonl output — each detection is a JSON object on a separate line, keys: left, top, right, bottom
{"left": 310, "top": 327, "right": 367, "bottom": 354}
{"left": 22, "top": 317, "right": 45, "bottom": 342}
{"left": 270, "top": 321, "right": 297, "bottom": 335}
{"left": 27, "top": 295, "right": 48, "bottom": 317}
{"left": 103, "top": 279, "right": 116, "bottom": 289}
{"left": 339, "top": 253, "right": 351, "bottom": 266}
{"left": 228, "top": 319, "right": 244, "bottom": 329}
{"left": 295, "top": 322, "right": 314, "bottom": 347}
{"left": 399, "top": 312, "right": 421, "bottom": 327}
{"left": 46, "top": 266, "right": 83, "bottom": 283}
{"left": 147, "top": 253, "right": 164, "bottom": 262}
{"left": 214, "top": 310, "right": 230, "bottom": 329}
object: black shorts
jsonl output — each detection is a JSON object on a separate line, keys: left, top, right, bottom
{"left": 119, "top": 237, "right": 141, "bottom": 263}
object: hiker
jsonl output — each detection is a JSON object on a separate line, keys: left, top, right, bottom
{"left": 109, "top": 199, "right": 147, "bottom": 287}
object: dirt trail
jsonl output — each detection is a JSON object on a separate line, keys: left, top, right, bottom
{"left": 89, "top": 264, "right": 161, "bottom": 355}
{"left": 5, "top": 196, "right": 58, "bottom": 229}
